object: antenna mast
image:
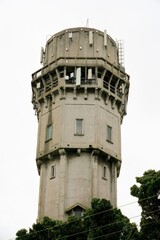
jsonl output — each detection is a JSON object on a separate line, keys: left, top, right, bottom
{"left": 116, "top": 40, "right": 125, "bottom": 67}
{"left": 86, "top": 18, "right": 89, "bottom": 27}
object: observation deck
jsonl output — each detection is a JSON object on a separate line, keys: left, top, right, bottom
{"left": 31, "top": 27, "right": 129, "bottom": 121}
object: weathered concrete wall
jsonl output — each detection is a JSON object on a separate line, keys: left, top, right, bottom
{"left": 32, "top": 27, "right": 129, "bottom": 221}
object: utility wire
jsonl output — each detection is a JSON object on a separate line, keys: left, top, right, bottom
{"left": 9, "top": 211, "right": 160, "bottom": 240}
{"left": 56, "top": 212, "right": 160, "bottom": 240}
{"left": 8, "top": 194, "right": 159, "bottom": 240}
{"left": 56, "top": 209, "right": 160, "bottom": 240}
{"left": 125, "top": 226, "right": 137, "bottom": 240}
{"left": 10, "top": 209, "right": 160, "bottom": 240}
{"left": 8, "top": 214, "right": 138, "bottom": 240}
{"left": 88, "top": 230, "right": 124, "bottom": 240}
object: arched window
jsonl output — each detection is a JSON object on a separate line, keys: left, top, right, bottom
{"left": 66, "top": 205, "right": 85, "bottom": 217}
{"left": 72, "top": 206, "right": 84, "bottom": 217}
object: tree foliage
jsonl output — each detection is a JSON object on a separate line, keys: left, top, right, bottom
{"left": 131, "top": 169, "right": 160, "bottom": 240}
{"left": 86, "top": 198, "right": 138, "bottom": 240}
{"left": 16, "top": 199, "right": 138, "bottom": 240}
{"left": 16, "top": 170, "right": 160, "bottom": 239}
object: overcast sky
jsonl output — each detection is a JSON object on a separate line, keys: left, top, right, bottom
{"left": 0, "top": 0, "right": 160, "bottom": 239}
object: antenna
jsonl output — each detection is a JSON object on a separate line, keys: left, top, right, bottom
{"left": 104, "top": 30, "right": 107, "bottom": 47}
{"left": 40, "top": 47, "right": 45, "bottom": 64}
{"left": 116, "top": 39, "right": 125, "bottom": 67}
{"left": 86, "top": 18, "right": 89, "bottom": 27}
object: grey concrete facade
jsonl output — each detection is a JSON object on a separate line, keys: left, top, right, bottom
{"left": 31, "top": 27, "right": 130, "bottom": 221}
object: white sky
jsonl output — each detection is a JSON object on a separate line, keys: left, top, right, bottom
{"left": 0, "top": 0, "right": 160, "bottom": 239}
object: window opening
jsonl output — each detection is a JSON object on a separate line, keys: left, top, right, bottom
{"left": 50, "top": 165, "right": 55, "bottom": 179}
{"left": 81, "top": 67, "right": 86, "bottom": 84}
{"left": 58, "top": 66, "right": 64, "bottom": 78}
{"left": 98, "top": 67, "right": 103, "bottom": 78}
{"left": 67, "top": 206, "right": 84, "bottom": 217}
{"left": 46, "top": 124, "right": 52, "bottom": 141}
{"left": 75, "top": 119, "right": 83, "bottom": 135}
{"left": 65, "top": 66, "right": 75, "bottom": 83}
{"left": 87, "top": 67, "right": 95, "bottom": 83}
{"left": 107, "top": 125, "right": 112, "bottom": 143}
{"left": 103, "top": 71, "right": 112, "bottom": 90}
{"left": 103, "top": 165, "right": 107, "bottom": 179}
{"left": 73, "top": 207, "right": 84, "bottom": 217}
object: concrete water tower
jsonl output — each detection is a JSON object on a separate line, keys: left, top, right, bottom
{"left": 31, "top": 27, "right": 130, "bottom": 221}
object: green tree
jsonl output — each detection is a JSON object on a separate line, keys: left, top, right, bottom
{"left": 131, "top": 169, "right": 160, "bottom": 240}
{"left": 16, "top": 229, "right": 28, "bottom": 240}
{"left": 16, "top": 217, "right": 63, "bottom": 240}
{"left": 16, "top": 199, "right": 138, "bottom": 240}
{"left": 85, "top": 198, "right": 138, "bottom": 240}
{"left": 61, "top": 215, "right": 87, "bottom": 240}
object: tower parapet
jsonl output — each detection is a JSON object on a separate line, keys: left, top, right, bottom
{"left": 31, "top": 27, "right": 130, "bottom": 221}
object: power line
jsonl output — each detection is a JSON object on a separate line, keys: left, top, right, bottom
{"left": 125, "top": 227, "right": 137, "bottom": 240}
{"left": 10, "top": 209, "right": 160, "bottom": 240}
{"left": 8, "top": 194, "right": 159, "bottom": 240}
{"left": 9, "top": 211, "right": 160, "bottom": 240}
{"left": 89, "top": 230, "right": 124, "bottom": 240}
{"left": 56, "top": 211, "right": 160, "bottom": 240}
{"left": 120, "top": 194, "right": 158, "bottom": 208}
{"left": 56, "top": 209, "right": 160, "bottom": 240}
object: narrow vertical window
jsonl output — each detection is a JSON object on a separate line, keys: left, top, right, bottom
{"left": 103, "top": 165, "right": 107, "bottom": 179}
{"left": 75, "top": 119, "right": 83, "bottom": 135}
{"left": 46, "top": 124, "right": 52, "bottom": 141}
{"left": 50, "top": 165, "right": 55, "bottom": 179}
{"left": 107, "top": 125, "right": 112, "bottom": 143}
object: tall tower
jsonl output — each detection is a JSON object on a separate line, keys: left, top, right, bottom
{"left": 31, "top": 27, "right": 129, "bottom": 221}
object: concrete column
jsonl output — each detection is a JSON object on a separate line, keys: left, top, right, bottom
{"left": 91, "top": 150, "right": 99, "bottom": 198}
{"left": 110, "top": 161, "right": 117, "bottom": 207}
{"left": 37, "top": 161, "right": 47, "bottom": 221}
{"left": 36, "top": 110, "right": 42, "bottom": 155}
{"left": 59, "top": 149, "right": 67, "bottom": 220}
